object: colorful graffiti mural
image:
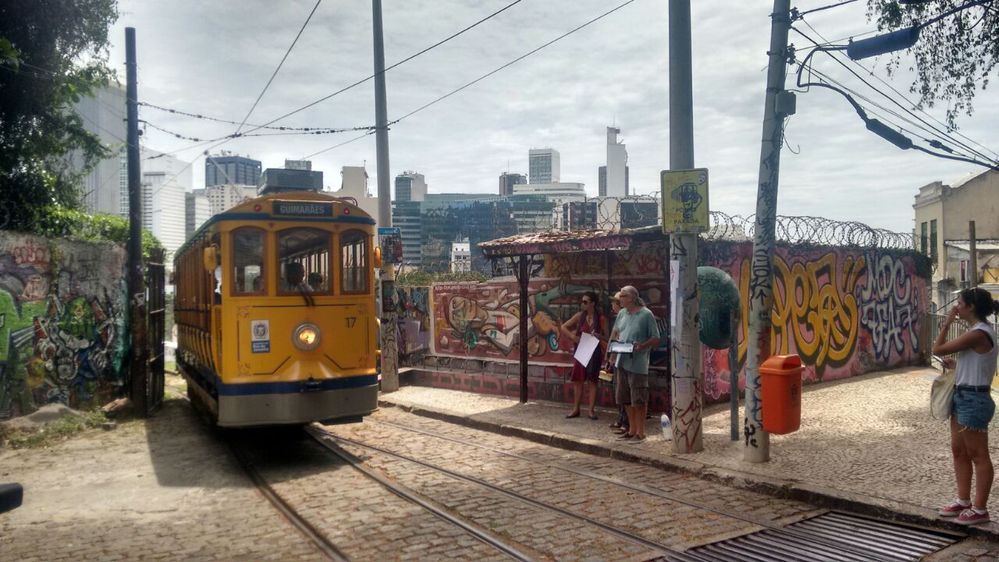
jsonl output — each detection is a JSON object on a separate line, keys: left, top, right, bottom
{"left": 425, "top": 239, "right": 929, "bottom": 407}
{"left": 0, "top": 233, "right": 127, "bottom": 419}
{"left": 702, "top": 245, "right": 927, "bottom": 401}
{"left": 395, "top": 286, "right": 431, "bottom": 357}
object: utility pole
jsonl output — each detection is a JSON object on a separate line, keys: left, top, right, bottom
{"left": 372, "top": 0, "right": 399, "bottom": 392}
{"left": 744, "top": 0, "right": 793, "bottom": 463}
{"left": 668, "top": 0, "right": 702, "bottom": 454}
{"left": 125, "top": 27, "right": 148, "bottom": 414}
{"left": 969, "top": 221, "right": 978, "bottom": 287}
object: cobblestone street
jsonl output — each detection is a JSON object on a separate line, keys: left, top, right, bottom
{"left": 2, "top": 384, "right": 999, "bottom": 560}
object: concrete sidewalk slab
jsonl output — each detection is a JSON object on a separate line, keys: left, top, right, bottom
{"left": 381, "top": 366, "right": 999, "bottom": 539}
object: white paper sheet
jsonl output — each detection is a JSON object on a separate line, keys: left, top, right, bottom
{"left": 574, "top": 332, "right": 600, "bottom": 366}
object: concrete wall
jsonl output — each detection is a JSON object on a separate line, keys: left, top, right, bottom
{"left": 422, "top": 239, "right": 930, "bottom": 407}
{"left": 0, "top": 232, "right": 128, "bottom": 419}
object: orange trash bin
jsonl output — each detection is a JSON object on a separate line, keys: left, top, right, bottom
{"left": 760, "top": 354, "right": 804, "bottom": 434}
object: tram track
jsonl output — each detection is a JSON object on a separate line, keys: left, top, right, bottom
{"left": 318, "top": 416, "right": 962, "bottom": 562}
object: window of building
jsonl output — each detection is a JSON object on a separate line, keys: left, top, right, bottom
{"left": 920, "top": 222, "right": 928, "bottom": 255}
{"left": 232, "top": 228, "right": 266, "bottom": 295}
{"left": 930, "top": 219, "right": 938, "bottom": 264}
{"left": 340, "top": 230, "right": 368, "bottom": 294}
{"left": 277, "top": 228, "right": 331, "bottom": 295}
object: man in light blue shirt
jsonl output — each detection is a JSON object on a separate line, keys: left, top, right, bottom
{"left": 609, "top": 285, "right": 660, "bottom": 443}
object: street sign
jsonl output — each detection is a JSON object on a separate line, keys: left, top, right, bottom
{"left": 377, "top": 227, "right": 403, "bottom": 264}
{"left": 661, "top": 168, "right": 709, "bottom": 233}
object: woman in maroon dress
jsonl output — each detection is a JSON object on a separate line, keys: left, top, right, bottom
{"left": 561, "top": 291, "right": 608, "bottom": 419}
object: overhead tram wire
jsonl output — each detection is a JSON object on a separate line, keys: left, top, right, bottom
{"left": 232, "top": 0, "right": 526, "bottom": 137}
{"left": 149, "top": 0, "right": 526, "bottom": 169}
{"left": 302, "top": 0, "right": 639, "bottom": 158}
{"left": 391, "top": 0, "right": 638, "bottom": 125}
{"left": 794, "top": 16, "right": 999, "bottom": 162}
{"left": 233, "top": 0, "right": 322, "bottom": 135}
{"left": 796, "top": 0, "right": 858, "bottom": 18}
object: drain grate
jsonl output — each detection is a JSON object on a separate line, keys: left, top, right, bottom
{"left": 669, "top": 512, "right": 962, "bottom": 562}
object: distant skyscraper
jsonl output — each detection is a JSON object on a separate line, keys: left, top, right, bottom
{"left": 142, "top": 170, "right": 186, "bottom": 265}
{"left": 204, "top": 184, "right": 258, "bottom": 215}
{"left": 499, "top": 172, "right": 527, "bottom": 196}
{"left": 605, "top": 127, "right": 628, "bottom": 197}
{"left": 529, "top": 148, "right": 560, "bottom": 184}
{"left": 186, "top": 190, "right": 211, "bottom": 239}
{"left": 395, "top": 171, "right": 427, "bottom": 202}
{"left": 205, "top": 153, "right": 261, "bottom": 187}
{"left": 598, "top": 165, "right": 629, "bottom": 197}
{"left": 72, "top": 84, "right": 127, "bottom": 215}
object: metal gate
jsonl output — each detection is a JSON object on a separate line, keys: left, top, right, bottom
{"left": 145, "top": 248, "right": 166, "bottom": 415}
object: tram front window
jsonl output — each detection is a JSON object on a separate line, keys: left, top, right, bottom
{"left": 232, "top": 228, "right": 265, "bottom": 295}
{"left": 278, "top": 228, "right": 331, "bottom": 295}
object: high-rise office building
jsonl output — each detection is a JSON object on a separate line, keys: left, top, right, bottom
{"left": 395, "top": 171, "right": 427, "bottom": 202}
{"left": 598, "top": 166, "right": 629, "bottom": 197}
{"left": 529, "top": 148, "right": 560, "bottom": 184}
{"left": 142, "top": 169, "right": 187, "bottom": 265}
{"left": 205, "top": 153, "right": 262, "bottom": 187}
{"left": 499, "top": 172, "right": 527, "bottom": 196}
{"left": 72, "top": 84, "right": 127, "bottom": 216}
{"left": 604, "top": 127, "right": 628, "bottom": 197}
{"left": 186, "top": 190, "right": 211, "bottom": 238}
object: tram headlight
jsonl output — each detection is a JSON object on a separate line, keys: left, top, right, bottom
{"left": 293, "top": 323, "right": 321, "bottom": 351}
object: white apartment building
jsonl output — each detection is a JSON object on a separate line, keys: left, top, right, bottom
{"left": 333, "top": 166, "right": 379, "bottom": 227}
{"left": 204, "top": 184, "right": 258, "bottom": 216}
{"left": 186, "top": 190, "right": 211, "bottom": 238}
{"left": 142, "top": 171, "right": 186, "bottom": 265}
{"left": 529, "top": 148, "right": 560, "bottom": 184}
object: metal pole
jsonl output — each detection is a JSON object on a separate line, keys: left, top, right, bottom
{"left": 519, "top": 255, "right": 529, "bottom": 403}
{"left": 125, "top": 27, "right": 148, "bottom": 415}
{"left": 744, "top": 0, "right": 792, "bottom": 463}
{"left": 372, "top": 0, "right": 398, "bottom": 392}
{"left": 969, "top": 221, "right": 978, "bottom": 287}
{"left": 668, "top": 0, "right": 702, "bottom": 454}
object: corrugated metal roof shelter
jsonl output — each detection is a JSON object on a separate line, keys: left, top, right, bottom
{"left": 478, "top": 226, "right": 669, "bottom": 402}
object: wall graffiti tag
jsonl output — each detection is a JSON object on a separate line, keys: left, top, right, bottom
{"left": 0, "top": 233, "right": 127, "bottom": 419}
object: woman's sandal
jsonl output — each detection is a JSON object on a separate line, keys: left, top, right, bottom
{"left": 565, "top": 411, "right": 580, "bottom": 419}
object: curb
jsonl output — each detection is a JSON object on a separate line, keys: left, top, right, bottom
{"left": 379, "top": 398, "right": 999, "bottom": 541}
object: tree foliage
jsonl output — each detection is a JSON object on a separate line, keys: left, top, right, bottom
{"left": 396, "top": 269, "right": 489, "bottom": 286}
{"left": 0, "top": 0, "right": 119, "bottom": 232}
{"left": 867, "top": 0, "right": 998, "bottom": 127}
{"left": 34, "top": 206, "right": 163, "bottom": 258}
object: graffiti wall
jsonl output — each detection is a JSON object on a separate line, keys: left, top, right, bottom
{"left": 0, "top": 232, "right": 127, "bottom": 419}
{"left": 395, "top": 286, "right": 431, "bottom": 358}
{"left": 431, "top": 241, "right": 670, "bottom": 366}
{"left": 700, "top": 241, "right": 928, "bottom": 401}
{"left": 426, "top": 238, "right": 929, "bottom": 406}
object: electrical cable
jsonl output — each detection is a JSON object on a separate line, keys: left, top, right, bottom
{"left": 796, "top": 0, "right": 858, "bottom": 18}
{"left": 238, "top": 0, "right": 526, "bottom": 137}
{"left": 302, "top": 131, "right": 376, "bottom": 159}
{"left": 139, "top": 101, "right": 362, "bottom": 133}
{"left": 139, "top": 119, "right": 374, "bottom": 143}
{"left": 796, "top": 20, "right": 999, "bottom": 161}
{"left": 389, "top": 0, "right": 637, "bottom": 126}
{"left": 792, "top": 26, "right": 997, "bottom": 164}
{"left": 233, "top": 0, "right": 322, "bottom": 134}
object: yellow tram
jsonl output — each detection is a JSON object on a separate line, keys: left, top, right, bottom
{"left": 173, "top": 190, "right": 380, "bottom": 427}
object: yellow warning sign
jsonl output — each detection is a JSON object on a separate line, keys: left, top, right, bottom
{"left": 661, "top": 168, "right": 709, "bottom": 233}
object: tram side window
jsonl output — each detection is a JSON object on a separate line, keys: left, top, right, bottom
{"left": 232, "top": 228, "right": 266, "bottom": 295}
{"left": 278, "top": 228, "right": 331, "bottom": 295}
{"left": 341, "top": 230, "right": 368, "bottom": 294}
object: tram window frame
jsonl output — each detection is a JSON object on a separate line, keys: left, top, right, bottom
{"left": 277, "top": 227, "right": 333, "bottom": 296}
{"left": 340, "top": 229, "right": 368, "bottom": 294}
{"left": 231, "top": 227, "right": 267, "bottom": 297}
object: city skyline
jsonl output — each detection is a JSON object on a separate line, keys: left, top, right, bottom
{"left": 104, "top": 0, "right": 999, "bottom": 234}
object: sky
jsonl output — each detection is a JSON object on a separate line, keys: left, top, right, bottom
{"left": 104, "top": 0, "right": 999, "bottom": 234}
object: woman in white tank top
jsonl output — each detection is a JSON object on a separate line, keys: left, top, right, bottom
{"left": 932, "top": 287, "right": 999, "bottom": 525}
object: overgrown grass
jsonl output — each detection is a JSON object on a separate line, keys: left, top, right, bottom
{"left": 0, "top": 409, "right": 110, "bottom": 450}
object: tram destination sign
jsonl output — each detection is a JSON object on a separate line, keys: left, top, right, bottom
{"left": 274, "top": 201, "right": 334, "bottom": 217}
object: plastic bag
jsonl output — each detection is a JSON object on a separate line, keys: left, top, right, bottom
{"left": 930, "top": 368, "right": 955, "bottom": 421}
{"left": 660, "top": 413, "right": 672, "bottom": 440}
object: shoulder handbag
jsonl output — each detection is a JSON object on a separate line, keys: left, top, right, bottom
{"left": 930, "top": 368, "right": 956, "bottom": 421}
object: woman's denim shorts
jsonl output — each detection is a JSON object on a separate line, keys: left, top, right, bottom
{"left": 953, "top": 386, "right": 996, "bottom": 431}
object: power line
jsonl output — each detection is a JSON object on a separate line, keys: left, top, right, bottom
{"left": 234, "top": 0, "right": 322, "bottom": 135}
{"left": 792, "top": 24, "right": 998, "bottom": 163}
{"left": 139, "top": 101, "right": 363, "bottom": 132}
{"left": 303, "top": 131, "right": 376, "bottom": 159}
{"left": 139, "top": 119, "right": 374, "bottom": 143}
{"left": 389, "top": 0, "right": 638, "bottom": 126}
{"left": 237, "top": 0, "right": 526, "bottom": 137}
{"left": 796, "top": 0, "right": 858, "bottom": 18}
